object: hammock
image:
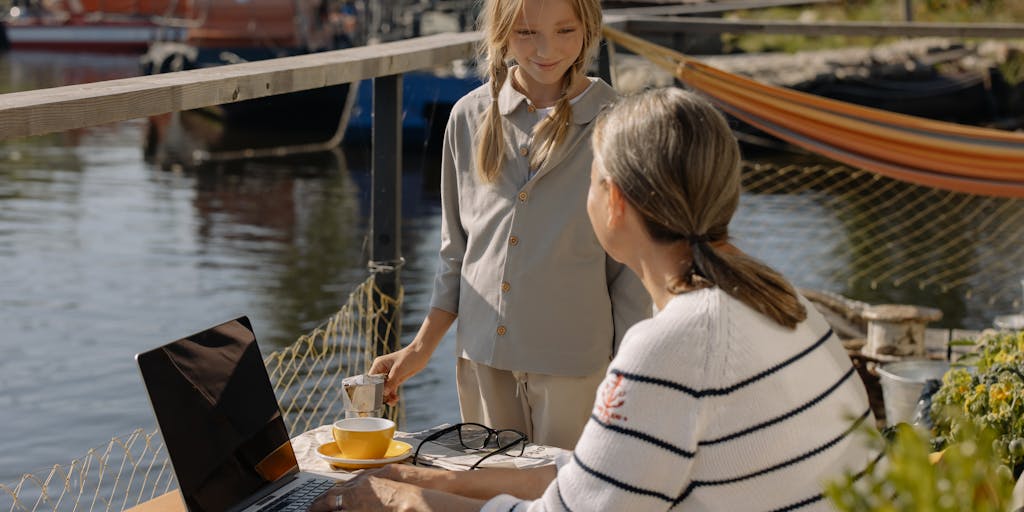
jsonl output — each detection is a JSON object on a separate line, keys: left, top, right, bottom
{"left": 602, "top": 26, "right": 1024, "bottom": 198}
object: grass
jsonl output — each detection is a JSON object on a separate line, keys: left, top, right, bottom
{"left": 721, "top": 0, "right": 1024, "bottom": 54}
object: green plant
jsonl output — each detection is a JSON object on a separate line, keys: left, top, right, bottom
{"left": 825, "top": 422, "right": 1015, "bottom": 511}
{"left": 930, "top": 330, "right": 1024, "bottom": 471}
{"left": 999, "top": 48, "right": 1024, "bottom": 87}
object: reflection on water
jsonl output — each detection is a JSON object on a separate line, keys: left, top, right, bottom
{"left": 0, "top": 50, "right": 459, "bottom": 483}
{"left": 2, "top": 49, "right": 1022, "bottom": 487}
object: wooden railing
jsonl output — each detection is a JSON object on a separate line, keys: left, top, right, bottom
{"left": 0, "top": 32, "right": 480, "bottom": 140}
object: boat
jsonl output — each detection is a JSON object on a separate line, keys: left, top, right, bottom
{"left": 1, "top": 0, "right": 187, "bottom": 53}
{"left": 139, "top": 0, "right": 358, "bottom": 133}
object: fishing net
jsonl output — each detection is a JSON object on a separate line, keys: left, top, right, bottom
{"left": 737, "top": 160, "right": 1024, "bottom": 329}
{"left": 0, "top": 274, "right": 403, "bottom": 512}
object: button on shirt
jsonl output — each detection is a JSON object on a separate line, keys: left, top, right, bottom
{"left": 430, "top": 73, "right": 651, "bottom": 376}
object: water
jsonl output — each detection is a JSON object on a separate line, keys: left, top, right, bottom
{"left": 0, "top": 51, "right": 461, "bottom": 483}
{"left": 1, "top": 50, "right": 1020, "bottom": 486}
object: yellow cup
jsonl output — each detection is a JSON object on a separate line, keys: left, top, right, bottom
{"left": 331, "top": 417, "right": 396, "bottom": 459}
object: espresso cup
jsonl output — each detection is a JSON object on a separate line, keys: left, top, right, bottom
{"left": 331, "top": 417, "right": 396, "bottom": 459}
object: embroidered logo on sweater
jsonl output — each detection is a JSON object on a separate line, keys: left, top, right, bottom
{"left": 595, "top": 374, "right": 627, "bottom": 423}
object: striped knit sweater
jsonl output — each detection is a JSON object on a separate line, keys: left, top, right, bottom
{"left": 482, "top": 287, "right": 874, "bottom": 511}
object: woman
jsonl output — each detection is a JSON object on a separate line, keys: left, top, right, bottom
{"left": 317, "top": 87, "right": 874, "bottom": 511}
{"left": 368, "top": 0, "right": 649, "bottom": 451}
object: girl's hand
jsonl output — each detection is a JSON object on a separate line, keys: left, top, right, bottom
{"left": 369, "top": 346, "right": 431, "bottom": 405}
{"left": 370, "top": 308, "right": 456, "bottom": 404}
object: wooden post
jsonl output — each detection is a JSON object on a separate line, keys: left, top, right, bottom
{"left": 904, "top": 0, "right": 914, "bottom": 22}
{"left": 370, "top": 74, "right": 404, "bottom": 358}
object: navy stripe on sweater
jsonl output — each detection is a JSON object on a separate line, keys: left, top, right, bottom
{"left": 589, "top": 413, "right": 697, "bottom": 458}
{"left": 572, "top": 453, "right": 674, "bottom": 502}
{"left": 700, "top": 365, "right": 858, "bottom": 446}
{"left": 761, "top": 440, "right": 888, "bottom": 512}
{"left": 611, "top": 329, "right": 834, "bottom": 398}
{"left": 588, "top": 364, "right": 858, "bottom": 458}
{"left": 768, "top": 492, "right": 824, "bottom": 511}
{"left": 572, "top": 407, "right": 871, "bottom": 506}
{"left": 555, "top": 481, "right": 572, "bottom": 512}
{"left": 674, "top": 408, "right": 872, "bottom": 505}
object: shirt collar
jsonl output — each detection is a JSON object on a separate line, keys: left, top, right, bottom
{"left": 497, "top": 67, "right": 612, "bottom": 125}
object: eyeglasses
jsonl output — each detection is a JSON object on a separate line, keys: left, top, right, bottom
{"left": 412, "top": 422, "right": 528, "bottom": 470}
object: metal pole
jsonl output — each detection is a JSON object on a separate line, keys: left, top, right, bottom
{"left": 370, "top": 73, "right": 403, "bottom": 357}
{"left": 904, "top": 0, "right": 913, "bottom": 21}
{"left": 598, "top": 40, "right": 614, "bottom": 87}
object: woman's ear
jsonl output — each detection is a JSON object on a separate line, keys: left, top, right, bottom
{"left": 605, "top": 179, "right": 627, "bottom": 228}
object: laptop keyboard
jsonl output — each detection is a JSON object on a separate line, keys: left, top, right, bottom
{"left": 260, "top": 478, "right": 335, "bottom": 512}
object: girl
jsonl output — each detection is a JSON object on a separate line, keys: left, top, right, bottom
{"left": 314, "top": 87, "right": 874, "bottom": 511}
{"left": 369, "top": 0, "right": 649, "bottom": 450}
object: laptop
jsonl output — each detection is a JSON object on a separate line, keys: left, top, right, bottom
{"left": 135, "top": 315, "right": 336, "bottom": 512}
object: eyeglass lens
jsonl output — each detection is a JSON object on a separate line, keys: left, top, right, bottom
{"left": 456, "top": 423, "right": 492, "bottom": 450}
{"left": 413, "top": 423, "right": 528, "bottom": 467}
{"left": 468, "top": 434, "right": 527, "bottom": 470}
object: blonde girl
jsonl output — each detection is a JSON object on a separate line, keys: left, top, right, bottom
{"left": 369, "top": 0, "right": 649, "bottom": 450}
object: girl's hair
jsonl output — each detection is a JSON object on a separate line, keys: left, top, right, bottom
{"left": 593, "top": 88, "right": 807, "bottom": 328}
{"left": 475, "top": 0, "right": 603, "bottom": 182}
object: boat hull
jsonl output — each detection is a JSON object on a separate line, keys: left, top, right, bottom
{"left": 4, "top": 21, "right": 182, "bottom": 53}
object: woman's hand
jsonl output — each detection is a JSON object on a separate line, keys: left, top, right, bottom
{"left": 359, "top": 464, "right": 453, "bottom": 491}
{"left": 308, "top": 474, "right": 483, "bottom": 512}
{"left": 309, "top": 477, "right": 419, "bottom": 512}
{"left": 368, "top": 463, "right": 558, "bottom": 501}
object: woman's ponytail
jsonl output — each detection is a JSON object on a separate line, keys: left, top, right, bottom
{"left": 674, "top": 240, "right": 806, "bottom": 329}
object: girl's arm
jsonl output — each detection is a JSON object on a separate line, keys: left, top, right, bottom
{"left": 370, "top": 307, "right": 456, "bottom": 404}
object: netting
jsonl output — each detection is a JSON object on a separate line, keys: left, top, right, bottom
{"left": 0, "top": 274, "right": 403, "bottom": 512}
{"left": 602, "top": 26, "right": 1024, "bottom": 197}
{"left": 737, "top": 161, "right": 1024, "bottom": 328}
{"left": 602, "top": 25, "right": 1024, "bottom": 326}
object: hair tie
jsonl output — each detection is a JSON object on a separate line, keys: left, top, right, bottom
{"left": 687, "top": 234, "right": 711, "bottom": 246}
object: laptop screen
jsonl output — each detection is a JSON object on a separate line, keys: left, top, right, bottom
{"left": 136, "top": 316, "right": 299, "bottom": 512}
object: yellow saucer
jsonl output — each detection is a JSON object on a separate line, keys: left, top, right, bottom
{"left": 315, "top": 440, "right": 413, "bottom": 470}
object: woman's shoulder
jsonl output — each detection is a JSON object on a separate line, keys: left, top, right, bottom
{"left": 618, "top": 289, "right": 720, "bottom": 352}
{"left": 617, "top": 287, "right": 816, "bottom": 359}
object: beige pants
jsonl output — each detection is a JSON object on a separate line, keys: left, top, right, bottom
{"left": 455, "top": 357, "right": 607, "bottom": 450}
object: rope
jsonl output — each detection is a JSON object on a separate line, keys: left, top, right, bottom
{"left": 601, "top": 25, "right": 1024, "bottom": 197}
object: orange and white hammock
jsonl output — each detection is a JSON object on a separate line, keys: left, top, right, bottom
{"left": 602, "top": 26, "right": 1024, "bottom": 198}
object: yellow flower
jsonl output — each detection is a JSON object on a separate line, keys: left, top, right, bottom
{"left": 988, "top": 383, "right": 1010, "bottom": 407}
